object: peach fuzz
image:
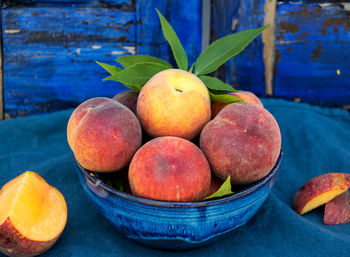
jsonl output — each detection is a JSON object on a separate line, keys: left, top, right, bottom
{"left": 211, "top": 91, "right": 263, "bottom": 119}
{"left": 112, "top": 91, "right": 138, "bottom": 115}
{"left": 0, "top": 171, "right": 67, "bottom": 257}
{"left": 129, "top": 136, "right": 211, "bottom": 202}
{"left": 324, "top": 191, "right": 350, "bottom": 225}
{"left": 200, "top": 102, "right": 281, "bottom": 185}
{"left": 67, "top": 97, "right": 142, "bottom": 172}
{"left": 293, "top": 173, "right": 350, "bottom": 215}
{"left": 137, "top": 69, "right": 211, "bottom": 140}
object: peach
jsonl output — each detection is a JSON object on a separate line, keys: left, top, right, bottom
{"left": 293, "top": 173, "right": 350, "bottom": 215}
{"left": 112, "top": 91, "right": 138, "bottom": 115}
{"left": 200, "top": 102, "right": 281, "bottom": 185}
{"left": 207, "top": 175, "right": 224, "bottom": 196}
{"left": 211, "top": 91, "right": 263, "bottom": 119}
{"left": 0, "top": 171, "right": 67, "bottom": 257}
{"left": 129, "top": 136, "right": 211, "bottom": 201}
{"left": 67, "top": 97, "right": 142, "bottom": 172}
{"left": 137, "top": 69, "right": 211, "bottom": 140}
{"left": 324, "top": 191, "right": 350, "bottom": 225}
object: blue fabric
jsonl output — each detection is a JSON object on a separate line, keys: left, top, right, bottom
{"left": 0, "top": 98, "right": 349, "bottom": 256}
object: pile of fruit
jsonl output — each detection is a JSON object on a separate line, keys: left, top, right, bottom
{"left": 67, "top": 10, "right": 281, "bottom": 202}
{"left": 67, "top": 70, "right": 281, "bottom": 201}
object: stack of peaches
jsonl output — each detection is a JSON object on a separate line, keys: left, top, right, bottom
{"left": 67, "top": 69, "right": 282, "bottom": 202}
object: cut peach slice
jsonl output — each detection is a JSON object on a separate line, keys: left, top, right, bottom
{"left": 0, "top": 171, "right": 67, "bottom": 257}
{"left": 293, "top": 173, "right": 350, "bottom": 215}
{"left": 324, "top": 191, "right": 350, "bottom": 225}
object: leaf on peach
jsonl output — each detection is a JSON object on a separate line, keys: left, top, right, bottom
{"left": 194, "top": 25, "right": 269, "bottom": 76}
{"left": 209, "top": 91, "right": 243, "bottom": 104}
{"left": 156, "top": 9, "right": 188, "bottom": 71}
{"left": 116, "top": 55, "right": 172, "bottom": 69}
{"left": 103, "top": 62, "right": 170, "bottom": 92}
{"left": 96, "top": 61, "right": 122, "bottom": 75}
{"left": 204, "top": 176, "right": 234, "bottom": 200}
{"left": 199, "top": 75, "right": 237, "bottom": 92}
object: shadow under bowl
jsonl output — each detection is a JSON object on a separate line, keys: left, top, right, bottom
{"left": 75, "top": 149, "right": 283, "bottom": 251}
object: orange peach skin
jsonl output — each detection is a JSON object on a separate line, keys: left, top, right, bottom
{"left": 113, "top": 91, "right": 138, "bottom": 115}
{"left": 137, "top": 69, "right": 211, "bottom": 140}
{"left": 200, "top": 102, "right": 281, "bottom": 185}
{"left": 67, "top": 97, "right": 142, "bottom": 172}
{"left": 324, "top": 191, "right": 350, "bottom": 225}
{"left": 293, "top": 173, "right": 350, "bottom": 215}
{"left": 129, "top": 136, "right": 211, "bottom": 202}
{"left": 0, "top": 171, "right": 67, "bottom": 257}
{"left": 211, "top": 91, "right": 263, "bottom": 119}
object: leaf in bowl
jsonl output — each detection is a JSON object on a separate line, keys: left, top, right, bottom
{"left": 204, "top": 176, "right": 234, "bottom": 200}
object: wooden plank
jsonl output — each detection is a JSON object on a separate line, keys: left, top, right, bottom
{"left": 210, "top": 0, "right": 270, "bottom": 96}
{"left": 274, "top": 3, "right": 350, "bottom": 107}
{"left": 262, "top": 0, "right": 277, "bottom": 96}
{"left": 0, "top": 8, "right": 3, "bottom": 120}
{"left": 2, "top": 6, "right": 136, "bottom": 117}
{"left": 2, "top": 0, "right": 133, "bottom": 7}
{"left": 136, "top": 0, "right": 203, "bottom": 68}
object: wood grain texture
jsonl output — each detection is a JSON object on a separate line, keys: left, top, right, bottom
{"left": 274, "top": 3, "right": 350, "bottom": 107}
{"left": 2, "top": 5, "right": 136, "bottom": 117}
{"left": 0, "top": 8, "right": 3, "bottom": 120}
{"left": 135, "top": 0, "right": 202, "bottom": 67}
{"left": 210, "top": 0, "right": 268, "bottom": 95}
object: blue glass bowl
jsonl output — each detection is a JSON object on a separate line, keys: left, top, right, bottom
{"left": 75, "top": 150, "right": 283, "bottom": 250}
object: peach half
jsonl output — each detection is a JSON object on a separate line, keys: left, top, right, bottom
{"left": 137, "top": 69, "right": 211, "bottom": 140}
{"left": 293, "top": 173, "right": 350, "bottom": 215}
{"left": 0, "top": 171, "right": 67, "bottom": 257}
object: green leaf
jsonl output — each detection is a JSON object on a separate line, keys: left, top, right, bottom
{"left": 199, "top": 75, "right": 236, "bottom": 92}
{"left": 209, "top": 90, "right": 242, "bottom": 104}
{"left": 103, "top": 62, "right": 169, "bottom": 92}
{"left": 116, "top": 55, "right": 172, "bottom": 69}
{"left": 194, "top": 25, "right": 269, "bottom": 76}
{"left": 204, "top": 176, "right": 234, "bottom": 200}
{"left": 188, "top": 63, "right": 195, "bottom": 73}
{"left": 156, "top": 9, "right": 188, "bottom": 70}
{"left": 96, "top": 61, "right": 122, "bottom": 75}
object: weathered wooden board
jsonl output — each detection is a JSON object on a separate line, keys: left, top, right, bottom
{"left": 2, "top": 5, "right": 136, "bottom": 117}
{"left": 2, "top": 0, "right": 204, "bottom": 118}
{"left": 210, "top": 0, "right": 272, "bottom": 96}
{"left": 274, "top": 3, "right": 350, "bottom": 107}
{"left": 136, "top": 0, "right": 203, "bottom": 67}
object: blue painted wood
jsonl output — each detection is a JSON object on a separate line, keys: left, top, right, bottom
{"left": 274, "top": 3, "right": 350, "bottom": 107}
{"left": 135, "top": 0, "right": 203, "bottom": 68}
{"left": 2, "top": 6, "right": 136, "bottom": 117}
{"left": 2, "top": 0, "right": 132, "bottom": 6}
{"left": 210, "top": 0, "right": 267, "bottom": 95}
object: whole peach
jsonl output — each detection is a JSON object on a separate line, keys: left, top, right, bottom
{"left": 137, "top": 69, "right": 211, "bottom": 140}
{"left": 67, "top": 97, "right": 142, "bottom": 172}
{"left": 211, "top": 91, "right": 263, "bottom": 119}
{"left": 200, "top": 102, "right": 281, "bottom": 185}
{"left": 129, "top": 136, "right": 211, "bottom": 201}
{"left": 112, "top": 91, "right": 138, "bottom": 115}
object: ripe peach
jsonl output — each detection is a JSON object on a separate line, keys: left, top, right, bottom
{"left": 293, "top": 173, "right": 350, "bottom": 215}
{"left": 200, "top": 102, "right": 281, "bottom": 185}
{"left": 0, "top": 171, "right": 67, "bottom": 257}
{"left": 112, "top": 91, "right": 138, "bottom": 115}
{"left": 324, "top": 191, "right": 350, "bottom": 225}
{"left": 129, "top": 136, "right": 211, "bottom": 201}
{"left": 137, "top": 69, "right": 211, "bottom": 140}
{"left": 211, "top": 91, "right": 263, "bottom": 119}
{"left": 67, "top": 97, "right": 142, "bottom": 172}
